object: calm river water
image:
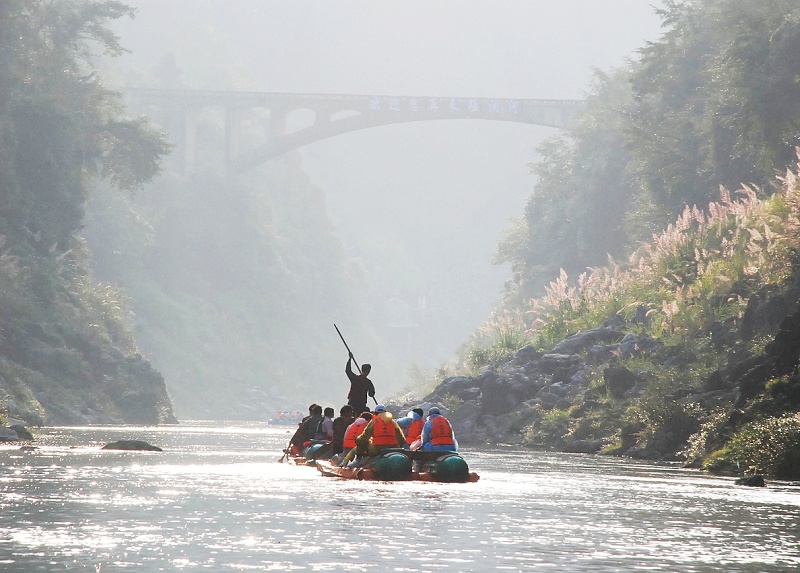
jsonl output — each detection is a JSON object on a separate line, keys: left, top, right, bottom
{"left": 0, "top": 421, "right": 798, "bottom": 572}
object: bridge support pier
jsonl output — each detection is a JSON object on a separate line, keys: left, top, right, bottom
{"left": 225, "top": 106, "right": 243, "bottom": 173}
{"left": 157, "top": 103, "right": 198, "bottom": 174}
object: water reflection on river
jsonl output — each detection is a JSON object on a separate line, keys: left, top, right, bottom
{"left": 0, "top": 421, "right": 798, "bottom": 572}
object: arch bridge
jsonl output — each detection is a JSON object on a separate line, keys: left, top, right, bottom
{"left": 125, "top": 88, "right": 583, "bottom": 172}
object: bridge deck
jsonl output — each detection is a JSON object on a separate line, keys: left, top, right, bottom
{"left": 123, "top": 88, "right": 583, "bottom": 171}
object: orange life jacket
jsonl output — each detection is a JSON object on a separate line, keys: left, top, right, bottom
{"left": 405, "top": 418, "right": 424, "bottom": 444}
{"left": 372, "top": 415, "right": 399, "bottom": 447}
{"left": 430, "top": 416, "right": 454, "bottom": 446}
{"left": 343, "top": 418, "right": 367, "bottom": 449}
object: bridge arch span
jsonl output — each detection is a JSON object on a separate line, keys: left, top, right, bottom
{"left": 125, "top": 88, "right": 582, "bottom": 172}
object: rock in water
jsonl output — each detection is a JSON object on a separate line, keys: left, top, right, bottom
{"left": 0, "top": 427, "right": 20, "bottom": 441}
{"left": 10, "top": 425, "right": 33, "bottom": 441}
{"left": 101, "top": 440, "right": 163, "bottom": 452}
{"left": 735, "top": 474, "right": 765, "bottom": 487}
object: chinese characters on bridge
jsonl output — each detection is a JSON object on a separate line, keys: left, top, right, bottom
{"left": 368, "top": 96, "right": 521, "bottom": 116}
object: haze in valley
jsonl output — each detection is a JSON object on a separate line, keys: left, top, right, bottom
{"left": 94, "top": 1, "right": 665, "bottom": 416}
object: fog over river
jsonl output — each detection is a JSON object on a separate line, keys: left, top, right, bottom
{"left": 102, "top": 1, "right": 668, "bottom": 400}
{"left": 1, "top": 422, "right": 798, "bottom": 572}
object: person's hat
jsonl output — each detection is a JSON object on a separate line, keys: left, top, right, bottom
{"left": 374, "top": 404, "right": 386, "bottom": 413}
{"left": 428, "top": 406, "right": 440, "bottom": 415}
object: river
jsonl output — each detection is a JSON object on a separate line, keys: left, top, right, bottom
{"left": 0, "top": 421, "right": 797, "bottom": 572}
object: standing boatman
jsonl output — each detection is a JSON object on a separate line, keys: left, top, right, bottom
{"left": 345, "top": 352, "right": 375, "bottom": 415}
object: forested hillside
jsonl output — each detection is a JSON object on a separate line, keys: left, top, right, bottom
{"left": 0, "top": 1, "right": 175, "bottom": 424}
{"left": 80, "top": 41, "right": 382, "bottom": 421}
{"left": 84, "top": 152, "right": 379, "bottom": 419}
{"left": 495, "top": 0, "right": 800, "bottom": 306}
{"left": 448, "top": 0, "right": 800, "bottom": 477}
{"left": 0, "top": 1, "right": 381, "bottom": 423}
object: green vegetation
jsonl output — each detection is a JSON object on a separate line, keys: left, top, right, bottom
{"left": 84, "top": 158, "right": 378, "bottom": 418}
{"left": 458, "top": 0, "right": 800, "bottom": 478}
{"left": 465, "top": 313, "right": 531, "bottom": 373}
{"left": 0, "top": 0, "right": 174, "bottom": 424}
{"left": 522, "top": 407, "right": 571, "bottom": 447}
{"left": 468, "top": 165, "right": 800, "bottom": 476}
{"left": 528, "top": 182, "right": 800, "bottom": 351}
{"left": 495, "top": 0, "right": 800, "bottom": 308}
{"left": 0, "top": 0, "right": 382, "bottom": 422}
{"left": 704, "top": 414, "right": 800, "bottom": 479}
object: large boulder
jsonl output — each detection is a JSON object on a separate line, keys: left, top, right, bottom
{"left": 514, "top": 345, "right": 542, "bottom": 365}
{"left": 479, "top": 372, "right": 517, "bottom": 415}
{"left": 101, "top": 440, "right": 163, "bottom": 452}
{"left": 449, "top": 400, "right": 483, "bottom": 443}
{"left": 767, "top": 309, "right": 800, "bottom": 374}
{"left": 735, "top": 474, "right": 765, "bottom": 487}
{"left": 603, "top": 366, "right": 640, "bottom": 399}
{"left": 424, "top": 376, "right": 477, "bottom": 403}
{"left": 549, "top": 327, "right": 624, "bottom": 355}
{"left": 538, "top": 353, "right": 582, "bottom": 374}
{"left": 0, "top": 427, "right": 20, "bottom": 442}
{"left": 9, "top": 425, "right": 33, "bottom": 441}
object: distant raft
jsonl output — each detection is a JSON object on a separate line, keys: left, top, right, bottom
{"left": 315, "top": 449, "right": 479, "bottom": 483}
{"left": 268, "top": 410, "right": 304, "bottom": 426}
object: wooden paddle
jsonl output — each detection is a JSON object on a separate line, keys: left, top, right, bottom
{"left": 278, "top": 440, "right": 292, "bottom": 463}
{"left": 279, "top": 421, "right": 305, "bottom": 463}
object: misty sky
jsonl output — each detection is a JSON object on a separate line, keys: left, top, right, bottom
{"left": 113, "top": 1, "right": 664, "bottom": 98}
{"left": 109, "top": 1, "right": 667, "bottom": 383}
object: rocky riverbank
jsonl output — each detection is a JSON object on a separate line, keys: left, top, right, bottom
{"left": 394, "top": 288, "right": 800, "bottom": 466}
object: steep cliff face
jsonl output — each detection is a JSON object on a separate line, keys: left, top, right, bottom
{"left": 0, "top": 243, "right": 176, "bottom": 425}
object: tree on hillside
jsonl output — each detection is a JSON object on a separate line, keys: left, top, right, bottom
{"left": 495, "top": 70, "right": 640, "bottom": 307}
{"left": 0, "top": 0, "right": 169, "bottom": 251}
{"left": 629, "top": 0, "right": 800, "bottom": 210}
{"left": 0, "top": 0, "right": 175, "bottom": 424}
{"left": 496, "top": 0, "right": 800, "bottom": 312}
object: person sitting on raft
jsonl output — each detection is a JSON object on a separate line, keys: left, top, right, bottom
{"left": 396, "top": 407, "right": 425, "bottom": 450}
{"left": 338, "top": 411, "right": 372, "bottom": 466}
{"left": 315, "top": 407, "right": 335, "bottom": 441}
{"left": 331, "top": 405, "right": 355, "bottom": 456}
{"left": 289, "top": 404, "right": 323, "bottom": 454}
{"left": 352, "top": 404, "right": 405, "bottom": 461}
{"left": 420, "top": 406, "right": 458, "bottom": 452}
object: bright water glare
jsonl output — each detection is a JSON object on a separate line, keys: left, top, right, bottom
{"left": 0, "top": 422, "right": 798, "bottom": 572}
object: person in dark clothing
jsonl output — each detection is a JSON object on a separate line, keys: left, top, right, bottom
{"left": 345, "top": 353, "right": 375, "bottom": 414}
{"left": 289, "top": 404, "right": 323, "bottom": 453}
{"left": 300, "top": 403, "right": 318, "bottom": 424}
{"left": 331, "top": 405, "right": 355, "bottom": 455}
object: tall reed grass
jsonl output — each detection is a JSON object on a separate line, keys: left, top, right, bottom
{"left": 520, "top": 155, "right": 800, "bottom": 350}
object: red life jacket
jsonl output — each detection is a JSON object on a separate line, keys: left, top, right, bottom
{"left": 405, "top": 418, "right": 424, "bottom": 444}
{"left": 372, "top": 415, "right": 399, "bottom": 447}
{"left": 342, "top": 418, "right": 367, "bottom": 449}
{"left": 430, "top": 416, "right": 454, "bottom": 446}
